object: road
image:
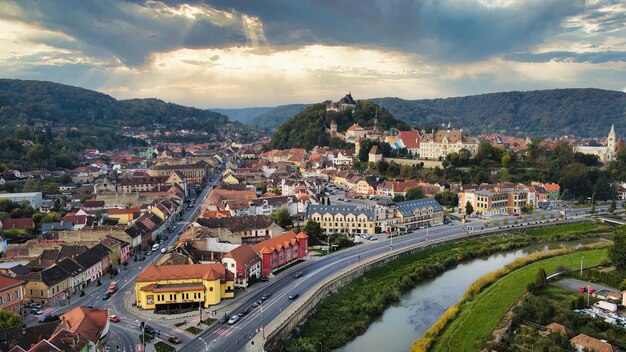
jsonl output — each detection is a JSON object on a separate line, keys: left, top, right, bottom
{"left": 29, "top": 162, "right": 226, "bottom": 352}
{"left": 185, "top": 216, "right": 577, "bottom": 352}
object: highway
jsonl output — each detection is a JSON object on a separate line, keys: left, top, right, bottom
{"left": 183, "top": 219, "right": 530, "bottom": 352}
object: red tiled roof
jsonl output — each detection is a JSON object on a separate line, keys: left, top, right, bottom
{"left": 136, "top": 263, "right": 230, "bottom": 282}
{"left": 570, "top": 334, "right": 613, "bottom": 352}
{"left": 0, "top": 274, "right": 24, "bottom": 290}
{"left": 107, "top": 207, "right": 141, "bottom": 215}
{"left": 60, "top": 306, "right": 109, "bottom": 344}
{"left": 2, "top": 217, "right": 34, "bottom": 229}
{"left": 61, "top": 215, "right": 87, "bottom": 225}
{"left": 397, "top": 130, "right": 421, "bottom": 149}
{"left": 252, "top": 231, "right": 305, "bottom": 255}
{"left": 223, "top": 244, "right": 261, "bottom": 267}
{"left": 544, "top": 183, "right": 560, "bottom": 192}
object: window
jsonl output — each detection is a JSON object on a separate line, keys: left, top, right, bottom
{"left": 14, "top": 291, "right": 18, "bottom": 300}
{"left": 40, "top": 290, "right": 43, "bottom": 296}
{"left": 0, "top": 296, "right": 3, "bottom": 305}
{"left": 7, "top": 293, "right": 10, "bottom": 302}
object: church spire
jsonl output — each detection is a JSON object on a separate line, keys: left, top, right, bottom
{"left": 610, "top": 124, "right": 615, "bottom": 136}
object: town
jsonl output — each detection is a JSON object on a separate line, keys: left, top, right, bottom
{"left": 1, "top": 2, "right": 626, "bottom": 352}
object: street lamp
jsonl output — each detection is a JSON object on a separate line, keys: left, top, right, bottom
{"left": 580, "top": 256, "right": 584, "bottom": 276}
{"left": 140, "top": 319, "right": 150, "bottom": 351}
{"left": 317, "top": 341, "right": 323, "bottom": 352}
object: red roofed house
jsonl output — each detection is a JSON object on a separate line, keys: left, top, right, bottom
{"left": 59, "top": 306, "right": 110, "bottom": 351}
{"left": 61, "top": 214, "right": 88, "bottom": 230}
{"left": 543, "top": 183, "right": 561, "bottom": 200}
{"left": 0, "top": 218, "right": 34, "bottom": 230}
{"left": 570, "top": 334, "right": 613, "bottom": 352}
{"left": 252, "top": 231, "right": 308, "bottom": 277}
{"left": 397, "top": 130, "right": 421, "bottom": 156}
{"left": 222, "top": 244, "right": 262, "bottom": 288}
{"left": 81, "top": 200, "right": 105, "bottom": 211}
{"left": 0, "top": 274, "right": 25, "bottom": 316}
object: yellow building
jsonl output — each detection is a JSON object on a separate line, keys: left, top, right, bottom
{"left": 222, "top": 174, "right": 242, "bottom": 185}
{"left": 135, "top": 263, "right": 234, "bottom": 312}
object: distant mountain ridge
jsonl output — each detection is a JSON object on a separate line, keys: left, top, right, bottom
{"left": 211, "top": 107, "right": 273, "bottom": 123}
{"left": 371, "top": 88, "right": 626, "bottom": 137}
{"left": 0, "top": 79, "right": 232, "bottom": 133}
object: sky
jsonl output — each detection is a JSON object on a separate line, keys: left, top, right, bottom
{"left": 0, "top": 0, "right": 625, "bottom": 108}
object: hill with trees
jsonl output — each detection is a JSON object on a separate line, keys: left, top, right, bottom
{"left": 0, "top": 79, "right": 243, "bottom": 170}
{"left": 269, "top": 100, "right": 409, "bottom": 150}
{"left": 372, "top": 88, "right": 626, "bottom": 137}
{"left": 211, "top": 107, "right": 273, "bottom": 123}
{"left": 247, "top": 104, "right": 308, "bottom": 130}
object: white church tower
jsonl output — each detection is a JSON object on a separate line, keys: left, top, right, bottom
{"left": 608, "top": 124, "right": 616, "bottom": 159}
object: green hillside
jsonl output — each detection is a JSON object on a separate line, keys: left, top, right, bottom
{"left": 269, "top": 100, "right": 408, "bottom": 150}
{"left": 372, "top": 88, "right": 626, "bottom": 137}
{"left": 248, "top": 104, "right": 308, "bottom": 130}
{"left": 211, "top": 107, "right": 273, "bottom": 123}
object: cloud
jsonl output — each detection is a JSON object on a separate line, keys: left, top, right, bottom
{"left": 506, "top": 50, "right": 626, "bottom": 63}
{"left": 0, "top": 0, "right": 264, "bottom": 66}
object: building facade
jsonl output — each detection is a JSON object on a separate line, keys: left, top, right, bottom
{"left": 0, "top": 275, "right": 25, "bottom": 316}
{"left": 419, "top": 129, "right": 479, "bottom": 160}
{"left": 252, "top": 231, "right": 308, "bottom": 277}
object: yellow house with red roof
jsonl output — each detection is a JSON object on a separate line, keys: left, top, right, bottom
{"left": 134, "top": 263, "right": 234, "bottom": 311}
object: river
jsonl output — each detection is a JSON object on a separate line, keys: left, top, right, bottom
{"left": 334, "top": 238, "right": 604, "bottom": 352}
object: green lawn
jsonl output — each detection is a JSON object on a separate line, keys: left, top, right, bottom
{"left": 432, "top": 248, "right": 608, "bottom": 352}
{"left": 537, "top": 285, "right": 600, "bottom": 309}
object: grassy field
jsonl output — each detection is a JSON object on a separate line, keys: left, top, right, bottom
{"left": 430, "top": 248, "right": 608, "bottom": 352}
{"left": 538, "top": 285, "right": 598, "bottom": 309}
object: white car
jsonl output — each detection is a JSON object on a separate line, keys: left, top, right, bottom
{"left": 152, "top": 244, "right": 160, "bottom": 251}
{"left": 160, "top": 248, "right": 167, "bottom": 254}
{"left": 227, "top": 315, "right": 240, "bottom": 325}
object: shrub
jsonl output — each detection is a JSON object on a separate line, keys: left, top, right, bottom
{"left": 185, "top": 326, "right": 203, "bottom": 335}
{"left": 154, "top": 341, "right": 176, "bottom": 352}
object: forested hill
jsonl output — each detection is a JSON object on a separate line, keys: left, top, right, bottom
{"left": 269, "top": 100, "right": 409, "bottom": 150}
{"left": 371, "top": 88, "right": 626, "bottom": 137}
{"left": 0, "top": 79, "right": 230, "bottom": 132}
{"left": 247, "top": 104, "right": 308, "bottom": 130}
{"left": 211, "top": 107, "right": 273, "bottom": 123}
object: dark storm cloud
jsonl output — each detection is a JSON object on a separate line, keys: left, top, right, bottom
{"left": 0, "top": 0, "right": 602, "bottom": 65}
{"left": 204, "top": 0, "right": 587, "bottom": 62}
{"left": 1, "top": 0, "right": 250, "bottom": 66}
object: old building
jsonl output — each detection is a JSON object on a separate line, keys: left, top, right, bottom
{"left": 419, "top": 129, "right": 479, "bottom": 160}
{"left": 134, "top": 263, "right": 234, "bottom": 312}
{"left": 252, "top": 231, "right": 308, "bottom": 277}
{"left": 194, "top": 215, "right": 283, "bottom": 245}
{"left": 0, "top": 275, "right": 25, "bottom": 315}
{"left": 222, "top": 244, "right": 262, "bottom": 288}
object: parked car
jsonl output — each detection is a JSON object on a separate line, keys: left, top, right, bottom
{"left": 159, "top": 240, "right": 164, "bottom": 245}
{"left": 369, "top": 236, "right": 378, "bottom": 241}
{"left": 293, "top": 271, "right": 303, "bottom": 279}
{"left": 30, "top": 303, "right": 43, "bottom": 309}
{"left": 288, "top": 293, "right": 299, "bottom": 300}
{"left": 259, "top": 276, "right": 269, "bottom": 282}
{"left": 109, "top": 315, "right": 121, "bottom": 323}
{"left": 578, "top": 287, "right": 587, "bottom": 293}
{"left": 218, "top": 315, "right": 229, "bottom": 324}
{"left": 588, "top": 288, "right": 596, "bottom": 294}
{"left": 146, "top": 251, "right": 152, "bottom": 256}
{"left": 168, "top": 336, "right": 182, "bottom": 344}
{"left": 31, "top": 309, "right": 43, "bottom": 315}
{"left": 227, "top": 315, "right": 240, "bottom": 325}
{"left": 160, "top": 248, "right": 167, "bottom": 254}
{"left": 152, "top": 243, "right": 160, "bottom": 251}
{"left": 253, "top": 300, "right": 262, "bottom": 307}
{"left": 238, "top": 307, "right": 251, "bottom": 316}
{"left": 261, "top": 293, "right": 272, "bottom": 301}
{"left": 38, "top": 314, "right": 59, "bottom": 323}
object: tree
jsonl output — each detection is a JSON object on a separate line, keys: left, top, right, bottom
{"left": 593, "top": 174, "right": 616, "bottom": 201}
{"left": 0, "top": 310, "right": 20, "bottom": 329}
{"left": 269, "top": 207, "right": 293, "bottom": 228}
{"left": 458, "top": 148, "right": 471, "bottom": 164}
{"left": 303, "top": 220, "right": 322, "bottom": 240}
{"left": 609, "top": 199, "right": 617, "bottom": 213}
{"left": 392, "top": 195, "right": 405, "bottom": 202}
{"left": 404, "top": 187, "right": 425, "bottom": 201}
{"left": 465, "top": 201, "right": 474, "bottom": 216}
{"left": 534, "top": 268, "right": 547, "bottom": 289}
{"left": 521, "top": 204, "right": 533, "bottom": 214}
{"left": 609, "top": 229, "right": 626, "bottom": 270}
{"left": 501, "top": 154, "right": 511, "bottom": 169}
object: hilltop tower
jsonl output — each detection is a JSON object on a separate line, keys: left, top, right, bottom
{"left": 608, "top": 124, "right": 616, "bottom": 157}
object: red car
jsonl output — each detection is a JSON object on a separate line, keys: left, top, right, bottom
{"left": 109, "top": 315, "right": 121, "bottom": 323}
{"left": 588, "top": 288, "right": 595, "bottom": 294}
{"left": 578, "top": 287, "right": 587, "bottom": 293}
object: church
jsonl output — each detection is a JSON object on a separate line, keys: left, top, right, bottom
{"left": 574, "top": 125, "right": 622, "bottom": 163}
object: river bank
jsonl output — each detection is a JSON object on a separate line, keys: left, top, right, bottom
{"left": 286, "top": 222, "right": 615, "bottom": 351}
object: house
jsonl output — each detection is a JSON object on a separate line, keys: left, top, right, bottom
{"left": 544, "top": 183, "right": 561, "bottom": 200}
{"left": 22, "top": 265, "right": 72, "bottom": 306}
{"left": 59, "top": 306, "right": 110, "bottom": 351}
{"left": 195, "top": 215, "right": 283, "bottom": 245}
{"left": 0, "top": 274, "right": 25, "bottom": 316}
{"left": 0, "top": 218, "right": 34, "bottom": 231}
{"left": 81, "top": 200, "right": 105, "bottom": 211}
{"left": 222, "top": 244, "right": 262, "bottom": 288}
{"left": 61, "top": 215, "right": 89, "bottom": 231}
{"left": 56, "top": 258, "right": 86, "bottom": 294}
{"left": 252, "top": 231, "right": 308, "bottom": 277}
{"left": 106, "top": 207, "right": 141, "bottom": 225}
{"left": 396, "top": 130, "right": 421, "bottom": 156}
{"left": 41, "top": 221, "right": 76, "bottom": 233}
{"left": 74, "top": 250, "right": 103, "bottom": 286}
{"left": 99, "top": 237, "right": 121, "bottom": 268}
{"left": 569, "top": 333, "right": 613, "bottom": 352}
{"left": 368, "top": 145, "right": 383, "bottom": 163}
{"left": 134, "top": 263, "right": 234, "bottom": 311}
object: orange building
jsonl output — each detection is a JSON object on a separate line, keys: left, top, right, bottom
{"left": 0, "top": 275, "right": 25, "bottom": 316}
